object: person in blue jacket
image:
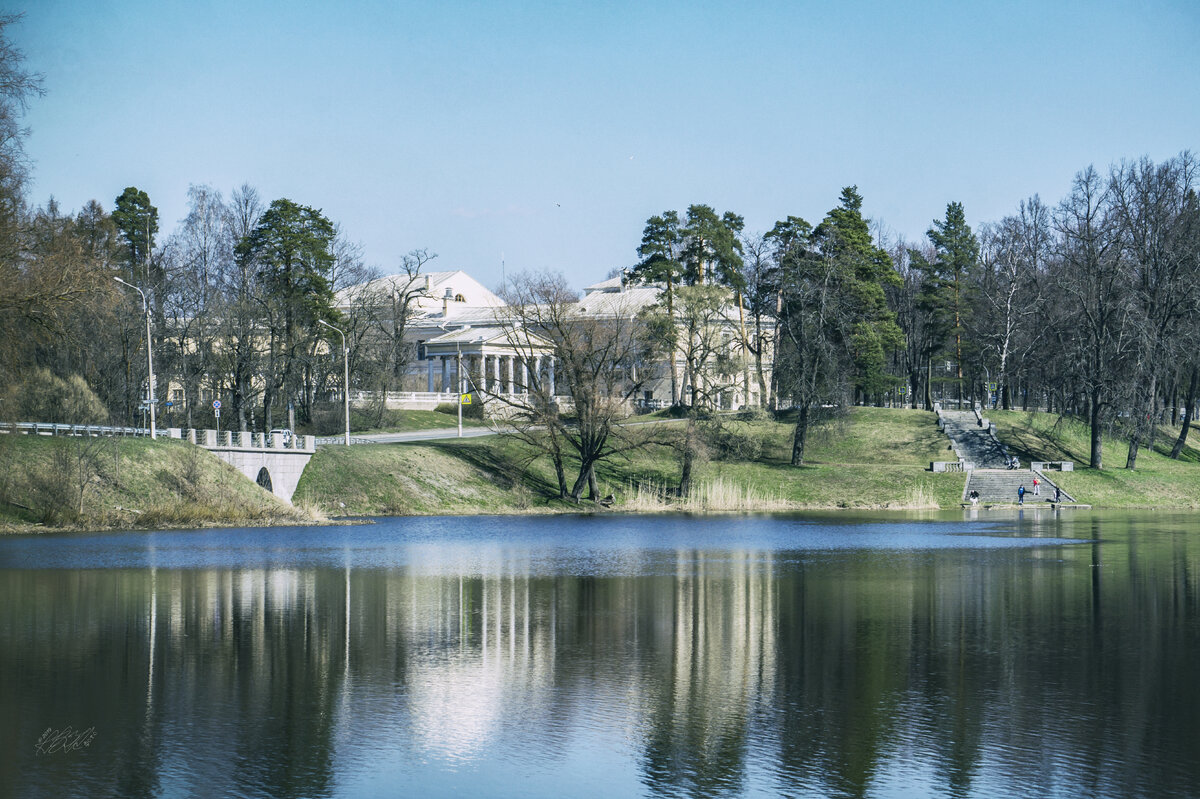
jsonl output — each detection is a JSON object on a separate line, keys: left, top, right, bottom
{"left": 1017, "top": 485, "right": 1026, "bottom": 505}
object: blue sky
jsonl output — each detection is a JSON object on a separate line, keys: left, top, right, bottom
{"left": 10, "top": 0, "right": 1200, "bottom": 288}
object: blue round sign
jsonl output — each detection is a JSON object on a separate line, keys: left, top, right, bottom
{"left": 212, "top": 400, "right": 221, "bottom": 409}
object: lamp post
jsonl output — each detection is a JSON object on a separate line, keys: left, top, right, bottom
{"left": 318, "top": 320, "right": 350, "bottom": 446}
{"left": 114, "top": 276, "right": 156, "bottom": 439}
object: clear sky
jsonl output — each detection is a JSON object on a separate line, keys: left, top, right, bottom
{"left": 9, "top": 0, "right": 1200, "bottom": 288}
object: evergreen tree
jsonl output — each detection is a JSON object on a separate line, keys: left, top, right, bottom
{"left": 630, "top": 211, "right": 685, "bottom": 404}
{"left": 235, "top": 198, "right": 339, "bottom": 427}
{"left": 809, "top": 187, "right": 904, "bottom": 399}
{"left": 925, "top": 201, "right": 979, "bottom": 401}
{"left": 681, "top": 204, "right": 744, "bottom": 288}
{"left": 112, "top": 186, "right": 158, "bottom": 284}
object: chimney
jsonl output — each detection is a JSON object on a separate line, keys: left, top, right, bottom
{"left": 443, "top": 287, "right": 453, "bottom": 316}
{"left": 424, "top": 274, "right": 432, "bottom": 292}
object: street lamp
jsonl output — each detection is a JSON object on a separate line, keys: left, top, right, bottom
{"left": 318, "top": 319, "right": 350, "bottom": 446}
{"left": 114, "top": 276, "right": 156, "bottom": 439}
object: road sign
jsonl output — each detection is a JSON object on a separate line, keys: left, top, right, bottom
{"left": 214, "top": 408, "right": 220, "bottom": 418}
{"left": 164, "top": 401, "right": 174, "bottom": 407}
{"left": 897, "top": 386, "right": 908, "bottom": 395}
{"left": 461, "top": 393, "right": 472, "bottom": 405}
{"left": 988, "top": 382, "right": 997, "bottom": 391}
{"left": 213, "top": 400, "right": 221, "bottom": 409}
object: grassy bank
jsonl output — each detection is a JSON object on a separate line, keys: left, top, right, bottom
{"left": 297, "top": 407, "right": 967, "bottom": 515}
{"left": 299, "top": 406, "right": 487, "bottom": 437}
{"left": 989, "top": 410, "right": 1200, "bottom": 509}
{"left": 0, "top": 434, "right": 312, "bottom": 533}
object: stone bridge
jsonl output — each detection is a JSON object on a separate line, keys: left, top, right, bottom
{"left": 169, "top": 428, "right": 315, "bottom": 504}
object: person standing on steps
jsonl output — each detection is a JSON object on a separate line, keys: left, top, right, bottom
{"left": 1054, "top": 486, "right": 1062, "bottom": 504}
{"left": 1033, "top": 477, "right": 1040, "bottom": 496}
{"left": 1017, "top": 485, "right": 1025, "bottom": 505}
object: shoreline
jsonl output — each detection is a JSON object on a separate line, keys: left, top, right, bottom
{"left": 7, "top": 499, "right": 1200, "bottom": 536}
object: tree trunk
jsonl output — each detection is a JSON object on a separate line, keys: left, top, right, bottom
{"left": 1170, "top": 367, "right": 1198, "bottom": 459}
{"left": 570, "top": 460, "right": 597, "bottom": 502}
{"left": 791, "top": 403, "right": 809, "bottom": 466}
{"left": 738, "top": 291, "right": 751, "bottom": 409}
{"left": 667, "top": 277, "right": 678, "bottom": 405}
{"left": 678, "top": 417, "right": 696, "bottom": 497}
{"left": 1126, "top": 373, "right": 1157, "bottom": 470}
{"left": 755, "top": 316, "right": 768, "bottom": 408}
{"left": 587, "top": 465, "right": 600, "bottom": 501}
{"left": 1089, "top": 386, "right": 1103, "bottom": 469}
{"left": 924, "top": 356, "right": 933, "bottom": 411}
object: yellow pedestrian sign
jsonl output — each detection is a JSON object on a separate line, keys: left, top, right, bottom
{"left": 460, "top": 393, "right": 472, "bottom": 405}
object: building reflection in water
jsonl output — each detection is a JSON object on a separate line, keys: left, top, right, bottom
{"left": 3, "top": 517, "right": 1200, "bottom": 798}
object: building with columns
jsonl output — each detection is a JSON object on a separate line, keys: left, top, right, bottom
{"left": 421, "top": 326, "right": 555, "bottom": 397}
{"left": 335, "top": 269, "right": 772, "bottom": 412}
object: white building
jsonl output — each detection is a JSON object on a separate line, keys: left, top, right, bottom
{"left": 336, "top": 270, "right": 772, "bottom": 411}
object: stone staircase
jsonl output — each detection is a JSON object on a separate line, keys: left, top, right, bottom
{"left": 964, "top": 469, "right": 1074, "bottom": 505}
{"left": 936, "top": 407, "right": 1079, "bottom": 505}
{"left": 939, "top": 410, "right": 1008, "bottom": 468}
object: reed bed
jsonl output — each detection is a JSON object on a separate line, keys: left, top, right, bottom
{"left": 623, "top": 477, "right": 792, "bottom": 513}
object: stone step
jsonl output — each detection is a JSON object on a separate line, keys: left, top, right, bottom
{"left": 939, "top": 411, "right": 1008, "bottom": 469}
{"left": 965, "top": 469, "right": 1072, "bottom": 504}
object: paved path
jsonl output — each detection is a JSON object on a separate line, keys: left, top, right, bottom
{"left": 323, "top": 417, "right": 685, "bottom": 446}
{"left": 940, "top": 411, "right": 1008, "bottom": 468}
{"left": 324, "top": 427, "right": 500, "bottom": 444}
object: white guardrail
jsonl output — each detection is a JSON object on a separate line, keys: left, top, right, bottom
{"left": 0, "top": 421, "right": 150, "bottom": 437}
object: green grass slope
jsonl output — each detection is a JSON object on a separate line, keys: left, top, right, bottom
{"left": 0, "top": 434, "right": 310, "bottom": 532}
{"left": 298, "top": 407, "right": 967, "bottom": 515}
{"left": 989, "top": 410, "right": 1200, "bottom": 509}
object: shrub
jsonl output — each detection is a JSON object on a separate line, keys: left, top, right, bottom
{"left": 736, "top": 406, "right": 772, "bottom": 423}
{"left": 435, "top": 396, "right": 483, "bottom": 419}
{"left": 701, "top": 421, "right": 764, "bottom": 462}
{"left": 3, "top": 368, "right": 108, "bottom": 424}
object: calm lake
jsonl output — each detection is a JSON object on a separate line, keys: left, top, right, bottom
{"left": 2, "top": 511, "right": 1198, "bottom": 798}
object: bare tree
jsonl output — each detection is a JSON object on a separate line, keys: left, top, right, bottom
{"left": 978, "top": 196, "right": 1049, "bottom": 409}
{"left": 1053, "top": 166, "right": 1132, "bottom": 469}
{"left": 494, "top": 271, "right": 660, "bottom": 502}
{"left": 350, "top": 248, "right": 433, "bottom": 426}
{"left": 1109, "top": 154, "right": 1200, "bottom": 467}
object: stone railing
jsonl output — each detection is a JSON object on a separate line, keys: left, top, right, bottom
{"left": 168, "top": 428, "right": 315, "bottom": 453}
{"left": 931, "top": 460, "right": 975, "bottom": 472}
{"left": 1032, "top": 461, "right": 1074, "bottom": 472}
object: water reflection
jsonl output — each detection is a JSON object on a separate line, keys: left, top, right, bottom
{"left": 2, "top": 513, "right": 1199, "bottom": 798}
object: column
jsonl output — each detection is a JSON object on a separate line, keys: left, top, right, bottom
{"left": 521, "top": 359, "right": 529, "bottom": 394}
{"left": 548, "top": 358, "right": 556, "bottom": 397}
{"left": 427, "top": 359, "right": 435, "bottom": 393}
{"left": 534, "top": 356, "right": 542, "bottom": 392}
{"left": 492, "top": 354, "right": 501, "bottom": 393}
{"left": 441, "top": 356, "right": 450, "bottom": 393}
{"left": 506, "top": 356, "right": 515, "bottom": 394}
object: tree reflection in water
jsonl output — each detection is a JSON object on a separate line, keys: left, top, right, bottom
{"left": 2, "top": 512, "right": 1198, "bottom": 798}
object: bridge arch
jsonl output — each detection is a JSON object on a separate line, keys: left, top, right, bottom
{"left": 173, "top": 428, "right": 314, "bottom": 504}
